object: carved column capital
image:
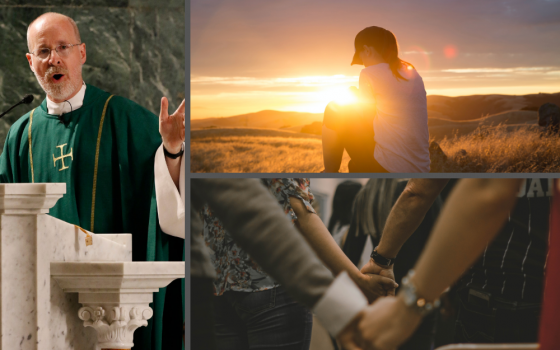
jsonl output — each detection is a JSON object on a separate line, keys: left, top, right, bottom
{"left": 78, "top": 305, "right": 154, "bottom": 349}
{"left": 51, "top": 261, "right": 184, "bottom": 349}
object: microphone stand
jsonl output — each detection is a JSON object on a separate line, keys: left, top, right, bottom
{"left": 0, "top": 95, "right": 34, "bottom": 119}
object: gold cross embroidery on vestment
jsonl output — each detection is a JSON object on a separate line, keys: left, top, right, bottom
{"left": 53, "top": 144, "right": 73, "bottom": 171}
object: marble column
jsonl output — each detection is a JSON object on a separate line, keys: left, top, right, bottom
{"left": 0, "top": 183, "right": 133, "bottom": 349}
{"left": 0, "top": 183, "right": 66, "bottom": 350}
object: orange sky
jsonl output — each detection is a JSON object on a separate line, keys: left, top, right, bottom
{"left": 191, "top": 0, "right": 560, "bottom": 119}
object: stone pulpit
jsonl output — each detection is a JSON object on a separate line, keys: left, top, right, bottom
{"left": 0, "top": 183, "right": 184, "bottom": 350}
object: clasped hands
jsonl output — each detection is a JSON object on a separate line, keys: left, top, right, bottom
{"left": 336, "top": 259, "right": 422, "bottom": 350}
{"left": 356, "top": 258, "right": 398, "bottom": 302}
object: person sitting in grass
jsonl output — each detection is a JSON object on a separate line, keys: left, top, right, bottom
{"left": 322, "top": 26, "right": 430, "bottom": 173}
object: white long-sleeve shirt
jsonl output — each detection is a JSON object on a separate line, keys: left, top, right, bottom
{"left": 359, "top": 63, "right": 430, "bottom": 173}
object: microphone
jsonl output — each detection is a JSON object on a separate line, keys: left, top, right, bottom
{"left": 0, "top": 94, "right": 34, "bottom": 119}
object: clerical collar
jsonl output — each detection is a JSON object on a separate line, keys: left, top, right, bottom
{"left": 46, "top": 83, "right": 87, "bottom": 116}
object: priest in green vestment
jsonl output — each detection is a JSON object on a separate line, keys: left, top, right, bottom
{"left": 0, "top": 12, "right": 185, "bottom": 350}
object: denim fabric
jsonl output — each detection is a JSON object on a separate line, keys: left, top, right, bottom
{"left": 213, "top": 286, "right": 313, "bottom": 350}
{"left": 323, "top": 102, "right": 388, "bottom": 173}
{"left": 191, "top": 277, "right": 217, "bottom": 350}
{"left": 454, "top": 289, "right": 541, "bottom": 343}
{"left": 399, "top": 312, "right": 437, "bottom": 350}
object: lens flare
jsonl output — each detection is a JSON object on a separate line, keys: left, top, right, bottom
{"left": 331, "top": 88, "right": 359, "bottom": 106}
{"left": 402, "top": 46, "right": 431, "bottom": 71}
{"left": 276, "top": 86, "right": 360, "bottom": 114}
{"left": 444, "top": 45, "right": 458, "bottom": 58}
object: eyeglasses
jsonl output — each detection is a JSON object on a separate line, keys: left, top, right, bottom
{"left": 30, "top": 43, "right": 82, "bottom": 60}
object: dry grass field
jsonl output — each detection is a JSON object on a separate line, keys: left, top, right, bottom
{"left": 190, "top": 94, "right": 560, "bottom": 173}
{"left": 191, "top": 128, "right": 350, "bottom": 173}
{"left": 191, "top": 124, "right": 560, "bottom": 173}
{"left": 432, "top": 126, "right": 560, "bottom": 172}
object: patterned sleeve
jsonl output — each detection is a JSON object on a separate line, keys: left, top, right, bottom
{"left": 265, "top": 178, "right": 316, "bottom": 223}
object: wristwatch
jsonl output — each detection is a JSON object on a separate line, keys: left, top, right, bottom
{"left": 164, "top": 143, "right": 185, "bottom": 159}
{"left": 399, "top": 270, "right": 441, "bottom": 316}
{"left": 370, "top": 246, "right": 396, "bottom": 267}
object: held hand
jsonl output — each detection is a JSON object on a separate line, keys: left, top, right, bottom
{"left": 159, "top": 97, "right": 185, "bottom": 153}
{"left": 336, "top": 312, "right": 365, "bottom": 350}
{"left": 356, "top": 273, "right": 398, "bottom": 303}
{"left": 361, "top": 259, "right": 397, "bottom": 296}
{"left": 357, "top": 295, "right": 422, "bottom": 350}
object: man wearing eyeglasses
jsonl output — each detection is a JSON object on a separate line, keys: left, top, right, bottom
{"left": 0, "top": 12, "right": 185, "bottom": 350}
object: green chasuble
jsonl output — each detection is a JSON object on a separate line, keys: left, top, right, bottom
{"left": 0, "top": 84, "right": 184, "bottom": 350}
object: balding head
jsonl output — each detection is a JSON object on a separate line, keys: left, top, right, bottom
{"left": 25, "top": 12, "right": 86, "bottom": 102}
{"left": 27, "top": 12, "right": 81, "bottom": 52}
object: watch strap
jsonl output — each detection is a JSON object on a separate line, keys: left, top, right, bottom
{"left": 370, "top": 246, "right": 396, "bottom": 266}
{"left": 163, "top": 144, "right": 184, "bottom": 159}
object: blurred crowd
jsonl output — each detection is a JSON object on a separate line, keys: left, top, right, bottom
{"left": 191, "top": 178, "right": 558, "bottom": 350}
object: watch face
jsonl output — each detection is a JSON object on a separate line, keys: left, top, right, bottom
{"left": 401, "top": 285, "right": 416, "bottom": 306}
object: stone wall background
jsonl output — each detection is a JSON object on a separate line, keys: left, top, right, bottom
{"left": 0, "top": 0, "right": 185, "bottom": 149}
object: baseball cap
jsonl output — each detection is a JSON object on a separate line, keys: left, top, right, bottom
{"left": 351, "top": 26, "right": 388, "bottom": 65}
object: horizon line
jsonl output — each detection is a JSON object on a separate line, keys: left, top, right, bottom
{"left": 191, "top": 90, "right": 560, "bottom": 120}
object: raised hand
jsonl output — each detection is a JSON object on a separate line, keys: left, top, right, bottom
{"left": 361, "top": 259, "right": 397, "bottom": 296}
{"left": 356, "top": 272, "right": 398, "bottom": 303}
{"left": 159, "top": 97, "right": 185, "bottom": 153}
{"left": 356, "top": 295, "right": 422, "bottom": 350}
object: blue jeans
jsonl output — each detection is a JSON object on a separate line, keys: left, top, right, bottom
{"left": 323, "top": 102, "right": 389, "bottom": 173}
{"left": 213, "top": 286, "right": 313, "bottom": 350}
{"left": 191, "top": 277, "right": 216, "bottom": 350}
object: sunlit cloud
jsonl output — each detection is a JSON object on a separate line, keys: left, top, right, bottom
{"left": 463, "top": 53, "right": 496, "bottom": 57}
{"left": 192, "top": 85, "right": 362, "bottom": 115}
{"left": 403, "top": 46, "right": 432, "bottom": 71}
{"left": 276, "top": 75, "right": 358, "bottom": 85}
{"left": 427, "top": 85, "right": 560, "bottom": 97}
{"left": 191, "top": 75, "right": 359, "bottom": 87}
{"left": 191, "top": 67, "right": 560, "bottom": 118}
{"left": 442, "top": 67, "right": 555, "bottom": 73}
{"left": 193, "top": 91, "right": 305, "bottom": 98}
{"left": 402, "top": 50, "right": 433, "bottom": 55}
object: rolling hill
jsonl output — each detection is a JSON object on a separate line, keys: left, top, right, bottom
{"left": 191, "top": 92, "right": 560, "bottom": 135}
{"left": 428, "top": 110, "right": 539, "bottom": 141}
{"left": 191, "top": 110, "right": 323, "bottom": 131}
{"left": 425, "top": 92, "right": 560, "bottom": 121}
